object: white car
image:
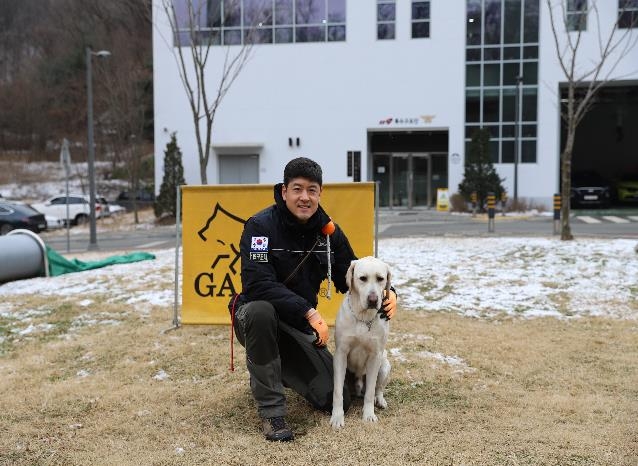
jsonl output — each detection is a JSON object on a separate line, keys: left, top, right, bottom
{"left": 45, "top": 214, "right": 65, "bottom": 229}
{"left": 32, "top": 194, "right": 106, "bottom": 226}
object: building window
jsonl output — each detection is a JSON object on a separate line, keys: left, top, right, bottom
{"left": 618, "top": 0, "right": 638, "bottom": 28}
{"left": 172, "top": 0, "right": 346, "bottom": 46}
{"left": 377, "top": 0, "right": 396, "bottom": 40}
{"left": 464, "top": 0, "right": 539, "bottom": 164}
{"left": 567, "top": 0, "right": 587, "bottom": 31}
{"left": 411, "top": 0, "right": 430, "bottom": 38}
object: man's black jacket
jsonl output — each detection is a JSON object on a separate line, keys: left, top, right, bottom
{"left": 230, "top": 183, "right": 356, "bottom": 332}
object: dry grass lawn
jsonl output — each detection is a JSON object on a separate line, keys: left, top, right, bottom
{"left": 1, "top": 295, "right": 637, "bottom": 465}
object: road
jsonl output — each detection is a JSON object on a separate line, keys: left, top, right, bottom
{"left": 41, "top": 226, "right": 179, "bottom": 254}
{"left": 40, "top": 207, "right": 638, "bottom": 253}
{"left": 378, "top": 208, "right": 638, "bottom": 239}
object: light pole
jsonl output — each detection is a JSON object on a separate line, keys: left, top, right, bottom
{"left": 86, "top": 47, "right": 110, "bottom": 250}
{"left": 513, "top": 74, "right": 523, "bottom": 205}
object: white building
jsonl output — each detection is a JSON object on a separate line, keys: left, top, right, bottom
{"left": 152, "top": 1, "right": 638, "bottom": 208}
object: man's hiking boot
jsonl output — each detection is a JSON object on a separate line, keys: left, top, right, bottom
{"left": 262, "top": 416, "right": 294, "bottom": 442}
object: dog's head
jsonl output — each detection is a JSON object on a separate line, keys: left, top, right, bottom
{"left": 345, "top": 256, "right": 392, "bottom": 311}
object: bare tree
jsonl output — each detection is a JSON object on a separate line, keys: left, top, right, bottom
{"left": 159, "top": 0, "right": 256, "bottom": 184}
{"left": 547, "top": 0, "right": 638, "bottom": 240}
{"left": 101, "top": 26, "right": 153, "bottom": 224}
{"left": 0, "top": 0, "right": 153, "bottom": 158}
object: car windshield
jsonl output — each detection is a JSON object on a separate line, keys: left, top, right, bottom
{"left": 572, "top": 172, "right": 606, "bottom": 187}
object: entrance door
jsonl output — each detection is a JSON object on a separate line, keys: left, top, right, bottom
{"left": 372, "top": 153, "right": 448, "bottom": 208}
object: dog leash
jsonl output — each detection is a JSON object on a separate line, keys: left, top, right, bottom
{"left": 229, "top": 293, "right": 240, "bottom": 372}
{"left": 282, "top": 220, "right": 335, "bottom": 296}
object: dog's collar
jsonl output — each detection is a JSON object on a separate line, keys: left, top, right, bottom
{"left": 347, "top": 294, "right": 377, "bottom": 331}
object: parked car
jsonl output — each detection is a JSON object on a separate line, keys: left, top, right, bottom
{"left": 570, "top": 171, "right": 611, "bottom": 208}
{"left": 45, "top": 214, "right": 65, "bottom": 229}
{"left": 31, "top": 194, "right": 105, "bottom": 226}
{"left": 614, "top": 173, "right": 638, "bottom": 203}
{"left": 0, "top": 201, "right": 47, "bottom": 235}
{"left": 116, "top": 189, "right": 155, "bottom": 211}
{"left": 97, "top": 196, "right": 112, "bottom": 217}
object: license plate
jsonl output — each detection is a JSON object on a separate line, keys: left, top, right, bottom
{"left": 583, "top": 195, "right": 598, "bottom": 200}
{"left": 39, "top": 223, "right": 46, "bottom": 229}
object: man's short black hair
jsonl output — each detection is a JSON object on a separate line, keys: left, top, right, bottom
{"left": 283, "top": 157, "right": 323, "bottom": 187}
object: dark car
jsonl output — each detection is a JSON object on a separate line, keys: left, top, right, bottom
{"left": 570, "top": 171, "right": 611, "bottom": 208}
{"left": 0, "top": 201, "right": 47, "bottom": 235}
{"left": 116, "top": 189, "right": 155, "bottom": 211}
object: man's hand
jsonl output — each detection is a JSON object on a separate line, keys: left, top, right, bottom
{"left": 380, "top": 289, "right": 397, "bottom": 320}
{"left": 305, "top": 308, "right": 329, "bottom": 347}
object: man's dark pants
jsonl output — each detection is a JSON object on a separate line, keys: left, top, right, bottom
{"left": 233, "top": 300, "right": 351, "bottom": 419}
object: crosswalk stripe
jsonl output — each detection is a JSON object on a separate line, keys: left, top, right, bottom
{"left": 602, "top": 216, "right": 630, "bottom": 224}
{"left": 577, "top": 216, "right": 601, "bottom": 224}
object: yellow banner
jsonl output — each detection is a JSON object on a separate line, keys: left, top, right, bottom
{"left": 436, "top": 188, "right": 450, "bottom": 212}
{"left": 181, "top": 183, "right": 375, "bottom": 325}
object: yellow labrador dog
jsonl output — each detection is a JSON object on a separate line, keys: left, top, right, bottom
{"left": 330, "top": 256, "right": 392, "bottom": 428}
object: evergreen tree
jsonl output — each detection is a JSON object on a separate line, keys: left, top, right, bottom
{"left": 458, "top": 128, "right": 505, "bottom": 211}
{"left": 154, "top": 132, "right": 186, "bottom": 219}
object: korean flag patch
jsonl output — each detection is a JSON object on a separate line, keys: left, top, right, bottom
{"left": 251, "top": 236, "right": 269, "bottom": 251}
{"left": 250, "top": 236, "right": 269, "bottom": 262}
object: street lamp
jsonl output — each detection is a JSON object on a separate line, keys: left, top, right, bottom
{"left": 513, "top": 74, "right": 523, "bottom": 205}
{"left": 86, "top": 47, "right": 111, "bottom": 250}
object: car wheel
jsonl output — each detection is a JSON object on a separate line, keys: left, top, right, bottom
{"left": 0, "top": 223, "right": 12, "bottom": 235}
{"left": 75, "top": 214, "right": 88, "bottom": 226}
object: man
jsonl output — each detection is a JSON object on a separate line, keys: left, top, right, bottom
{"left": 229, "top": 157, "right": 397, "bottom": 441}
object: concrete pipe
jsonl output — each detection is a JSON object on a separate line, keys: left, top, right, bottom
{"left": 0, "top": 229, "right": 49, "bottom": 283}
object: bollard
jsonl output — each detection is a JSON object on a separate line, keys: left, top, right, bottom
{"left": 487, "top": 192, "right": 496, "bottom": 233}
{"left": 501, "top": 191, "right": 508, "bottom": 216}
{"left": 471, "top": 191, "right": 478, "bottom": 217}
{"left": 553, "top": 193, "right": 561, "bottom": 235}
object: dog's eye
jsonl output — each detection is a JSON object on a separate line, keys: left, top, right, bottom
{"left": 359, "top": 276, "right": 368, "bottom": 282}
{"left": 376, "top": 275, "right": 384, "bottom": 283}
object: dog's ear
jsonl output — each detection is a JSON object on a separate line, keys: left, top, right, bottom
{"left": 385, "top": 263, "right": 392, "bottom": 294}
{"left": 346, "top": 259, "right": 356, "bottom": 291}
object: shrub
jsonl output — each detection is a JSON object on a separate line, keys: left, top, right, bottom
{"left": 449, "top": 192, "right": 470, "bottom": 213}
{"left": 154, "top": 133, "right": 186, "bottom": 219}
{"left": 458, "top": 128, "right": 505, "bottom": 212}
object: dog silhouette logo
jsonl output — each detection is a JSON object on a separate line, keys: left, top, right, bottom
{"left": 197, "top": 202, "right": 245, "bottom": 274}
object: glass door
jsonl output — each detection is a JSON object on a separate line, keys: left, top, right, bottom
{"left": 412, "top": 155, "right": 430, "bottom": 207}
{"left": 392, "top": 154, "right": 410, "bottom": 207}
{"left": 372, "top": 152, "right": 447, "bottom": 208}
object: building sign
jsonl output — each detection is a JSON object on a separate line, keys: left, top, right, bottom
{"left": 378, "top": 115, "right": 436, "bottom": 126}
{"left": 181, "top": 183, "right": 375, "bottom": 325}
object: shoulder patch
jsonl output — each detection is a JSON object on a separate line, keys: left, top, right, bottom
{"left": 251, "top": 236, "right": 269, "bottom": 251}
{"left": 250, "top": 236, "right": 269, "bottom": 262}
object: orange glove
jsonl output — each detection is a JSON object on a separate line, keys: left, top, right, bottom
{"left": 381, "top": 289, "right": 397, "bottom": 320}
{"left": 305, "top": 308, "right": 329, "bottom": 347}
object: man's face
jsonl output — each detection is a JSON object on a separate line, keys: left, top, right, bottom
{"left": 282, "top": 177, "right": 321, "bottom": 224}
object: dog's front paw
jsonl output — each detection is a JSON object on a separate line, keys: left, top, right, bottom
{"left": 362, "top": 406, "right": 378, "bottom": 423}
{"left": 375, "top": 394, "right": 388, "bottom": 409}
{"left": 330, "top": 410, "right": 345, "bottom": 429}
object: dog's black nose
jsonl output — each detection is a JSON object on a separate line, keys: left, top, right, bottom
{"left": 367, "top": 293, "right": 379, "bottom": 309}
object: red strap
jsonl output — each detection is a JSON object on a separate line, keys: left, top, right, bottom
{"left": 229, "top": 294, "right": 240, "bottom": 372}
